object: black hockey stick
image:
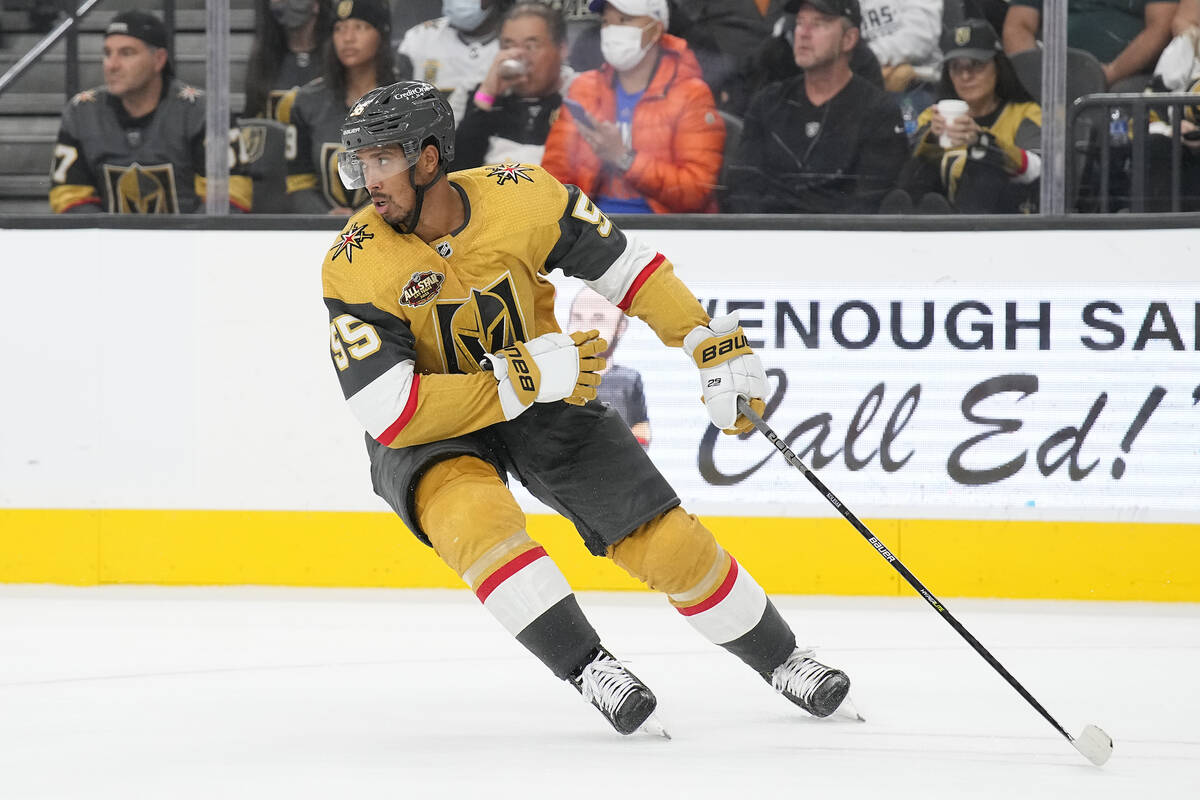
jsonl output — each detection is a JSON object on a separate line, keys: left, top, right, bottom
{"left": 736, "top": 398, "right": 1113, "bottom": 766}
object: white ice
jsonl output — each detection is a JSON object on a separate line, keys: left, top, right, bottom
{"left": 1, "top": 586, "right": 1197, "bottom": 799}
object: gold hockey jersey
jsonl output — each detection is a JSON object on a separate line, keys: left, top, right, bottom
{"left": 321, "top": 162, "right": 707, "bottom": 449}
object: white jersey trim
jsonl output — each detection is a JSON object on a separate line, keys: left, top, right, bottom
{"left": 584, "top": 231, "right": 659, "bottom": 306}
{"left": 346, "top": 360, "right": 417, "bottom": 439}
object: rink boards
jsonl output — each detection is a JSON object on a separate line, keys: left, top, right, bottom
{"left": 1, "top": 226, "right": 1197, "bottom": 600}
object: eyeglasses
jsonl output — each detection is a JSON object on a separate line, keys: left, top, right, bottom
{"left": 947, "top": 58, "right": 993, "bottom": 76}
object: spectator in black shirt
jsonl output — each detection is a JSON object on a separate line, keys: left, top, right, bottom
{"left": 725, "top": 0, "right": 908, "bottom": 212}
{"left": 454, "top": 2, "right": 575, "bottom": 169}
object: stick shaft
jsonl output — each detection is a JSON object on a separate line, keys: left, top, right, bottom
{"left": 736, "top": 399, "right": 1075, "bottom": 744}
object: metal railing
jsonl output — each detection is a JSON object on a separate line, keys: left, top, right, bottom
{"left": 1069, "top": 92, "right": 1200, "bottom": 214}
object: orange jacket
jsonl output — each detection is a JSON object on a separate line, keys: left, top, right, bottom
{"left": 542, "top": 35, "right": 724, "bottom": 214}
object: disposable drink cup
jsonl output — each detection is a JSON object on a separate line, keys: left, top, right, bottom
{"left": 937, "top": 99, "right": 969, "bottom": 147}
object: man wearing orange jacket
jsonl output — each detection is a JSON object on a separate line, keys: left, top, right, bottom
{"left": 541, "top": 0, "right": 725, "bottom": 214}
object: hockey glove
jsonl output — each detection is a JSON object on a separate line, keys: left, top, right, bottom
{"left": 683, "top": 312, "right": 767, "bottom": 435}
{"left": 486, "top": 329, "right": 607, "bottom": 420}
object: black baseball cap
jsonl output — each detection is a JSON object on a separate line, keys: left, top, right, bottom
{"left": 105, "top": 10, "right": 168, "bottom": 49}
{"left": 940, "top": 19, "right": 1001, "bottom": 62}
{"left": 783, "top": 0, "right": 862, "bottom": 28}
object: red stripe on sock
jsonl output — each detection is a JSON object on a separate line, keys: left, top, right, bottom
{"left": 676, "top": 557, "right": 739, "bottom": 617}
{"left": 616, "top": 253, "right": 665, "bottom": 311}
{"left": 475, "top": 546, "right": 547, "bottom": 604}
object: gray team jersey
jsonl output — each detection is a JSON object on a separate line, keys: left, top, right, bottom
{"left": 50, "top": 79, "right": 249, "bottom": 213}
{"left": 596, "top": 364, "right": 649, "bottom": 428}
{"left": 283, "top": 77, "right": 369, "bottom": 213}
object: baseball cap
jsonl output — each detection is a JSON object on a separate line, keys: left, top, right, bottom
{"left": 105, "top": 10, "right": 168, "bottom": 49}
{"left": 783, "top": 0, "right": 862, "bottom": 28}
{"left": 940, "top": 19, "right": 1001, "bottom": 62}
{"left": 587, "top": 0, "right": 669, "bottom": 24}
{"left": 334, "top": 0, "right": 391, "bottom": 37}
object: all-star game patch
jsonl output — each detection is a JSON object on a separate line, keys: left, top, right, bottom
{"left": 330, "top": 222, "right": 374, "bottom": 263}
{"left": 400, "top": 270, "right": 445, "bottom": 307}
{"left": 486, "top": 160, "right": 534, "bottom": 186}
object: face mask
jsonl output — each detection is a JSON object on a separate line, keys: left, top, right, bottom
{"left": 270, "top": 0, "right": 314, "bottom": 30}
{"left": 600, "top": 23, "right": 653, "bottom": 72}
{"left": 443, "top": 0, "right": 491, "bottom": 32}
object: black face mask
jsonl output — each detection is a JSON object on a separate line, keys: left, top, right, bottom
{"left": 271, "top": 0, "right": 314, "bottom": 30}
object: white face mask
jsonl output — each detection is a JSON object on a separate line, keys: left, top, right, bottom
{"left": 443, "top": 0, "right": 491, "bottom": 32}
{"left": 600, "top": 23, "right": 654, "bottom": 72}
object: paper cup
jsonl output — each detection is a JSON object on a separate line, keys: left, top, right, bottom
{"left": 937, "top": 99, "right": 970, "bottom": 147}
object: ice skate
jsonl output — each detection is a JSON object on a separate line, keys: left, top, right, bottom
{"left": 570, "top": 646, "right": 659, "bottom": 735}
{"left": 765, "top": 648, "right": 850, "bottom": 718}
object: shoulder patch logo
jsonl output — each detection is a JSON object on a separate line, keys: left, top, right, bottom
{"left": 330, "top": 221, "right": 374, "bottom": 263}
{"left": 486, "top": 160, "right": 535, "bottom": 186}
{"left": 71, "top": 89, "right": 98, "bottom": 105}
{"left": 177, "top": 85, "right": 202, "bottom": 103}
{"left": 400, "top": 270, "right": 445, "bottom": 307}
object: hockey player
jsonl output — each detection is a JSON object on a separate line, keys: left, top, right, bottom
{"left": 49, "top": 10, "right": 251, "bottom": 214}
{"left": 322, "top": 79, "right": 851, "bottom": 735}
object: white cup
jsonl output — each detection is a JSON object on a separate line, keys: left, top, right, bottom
{"left": 936, "top": 99, "right": 970, "bottom": 148}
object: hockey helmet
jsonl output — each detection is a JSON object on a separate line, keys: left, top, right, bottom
{"left": 337, "top": 81, "right": 455, "bottom": 190}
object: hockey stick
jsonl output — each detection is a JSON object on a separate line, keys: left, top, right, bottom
{"left": 736, "top": 398, "right": 1113, "bottom": 766}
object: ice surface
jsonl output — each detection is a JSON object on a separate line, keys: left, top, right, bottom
{"left": 0, "top": 586, "right": 1196, "bottom": 799}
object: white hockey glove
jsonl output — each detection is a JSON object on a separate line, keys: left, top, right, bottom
{"left": 683, "top": 312, "right": 767, "bottom": 435}
{"left": 486, "top": 329, "right": 607, "bottom": 420}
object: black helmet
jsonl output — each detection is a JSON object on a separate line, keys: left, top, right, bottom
{"left": 340, "top": 80, "right": 455, "bottom": 165}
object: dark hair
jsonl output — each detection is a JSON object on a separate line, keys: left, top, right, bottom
{"left": 937, "top": 49, "right": 1033, "bottom": 106}
{"left": 504, "top": 2, "right": 567, "bottom": 45}
{"left": 324, "top": 14, "right": 398, "bottom": 105}
{"left": 244, "top": 0, "right": 334, "bottom": 117}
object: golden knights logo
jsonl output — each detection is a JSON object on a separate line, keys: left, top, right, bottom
{"left": 434, "top": 273, "right": 527, "bottom": 373}
{"left": 321, "top": 142, "right": 369, "bottom": 209}
{"left": 399, "top": 270, "right": 445, "bottom": 307}
{"left": 486, "top": 161, "right": 535, "bottom": 186}
{"left": 330, "top": 222, "right": 374, "bottom": 262}
{"left": 102, "top": 162, "right": 180, "bottom": 213}
{"left": 954, "top": 26, "right": 971, "bottom": 46}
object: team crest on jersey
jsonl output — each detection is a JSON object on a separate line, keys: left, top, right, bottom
{"left": 486, "top": 160, "right": 534, "bottom": 186}
{"left": 400, "top": 270, "right": 445, "bottom": 307}
{"left": 330, "top": 222, "right": 374, "bottom": 262}
{"left": 102, "top": 162, "right": 180, "bottom": 213}
{"left": 423, "top": 60, "right": 439, "bottom": 83}
{"left": 433, "top": 273, "right": 528, "bottom": 373}
{"left": 805, "top": 121, "right": 821, "bottom": 138}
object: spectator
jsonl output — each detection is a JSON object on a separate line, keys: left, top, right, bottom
{"left": 725, "top": 0, "right": 907, "bottom": 213}
{"left": 283, "top": 0, "right": 397, "bottom": 213}
{"left": 1002, "top": 0, "right": 1177, "bottom": 90}
{"left": 857, "top": 0, "right": 942, "bottom": 103}
{"left": 882, "top": 19, "right": 1041, "bottom": 213}
{"left": 542, "top": 0, "right": 725, "bottom": 214}
{"left": 1143, "top": 14, "right": 1200, "bottom": 210}
{"left": 399, "top": 1, "right": 514, "bottom": 126}
{"left": 49, "top": 10, "right": 251, "bottom": 214}
{"left": 720, "top": 10, "right": 883, "bottom": 115}
{"left": 454, "top": 2, "right": 575, "bottom": 169}
{"left": 567, "top": 286, "right": 651, "bottom": 448}
{"left": 244, "top": 0, "right": 333, "bottom": 119}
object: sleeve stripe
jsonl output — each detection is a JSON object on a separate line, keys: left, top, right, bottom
{"left": 376, "top": 373, "right": 420, "bottom": 444}
{"left": 344, "top": 360, "right": 419, "bottom": 442}
{"left": 616, "top": 252, "right": 665, "bottom": 311}
{"left": 584, "top": 232, "right": 660, "bottom": 305}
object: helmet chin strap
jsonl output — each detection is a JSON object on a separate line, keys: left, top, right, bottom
{"left": 392, "top": 165, "right": 445, "bottom": 235}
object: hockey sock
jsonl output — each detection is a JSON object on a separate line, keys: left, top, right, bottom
{"left": 416, "top": 456, "right": 600, "bottom": 679}
{"left": 610, "top": 508, "right": 796, "bottom": 674}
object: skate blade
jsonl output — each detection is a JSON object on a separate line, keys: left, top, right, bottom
{"left": 637, "top": 712, "right": 672, "bottom": 740}
{"left": 830, "top": 695, "right": 866, "bottom": 723}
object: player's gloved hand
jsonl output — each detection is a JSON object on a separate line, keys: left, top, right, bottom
{"left": 486, "top": 329, "right": 607, "bottom": 419}
{"left": 683, "top": 311, "right": 767, "bottom": 435}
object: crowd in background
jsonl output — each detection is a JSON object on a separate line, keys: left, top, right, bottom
{"left": 45, "top": 0, "right": 1200, "bottom": 215}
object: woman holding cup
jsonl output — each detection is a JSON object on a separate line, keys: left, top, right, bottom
{"left": 882, "top": 19, "right": 1042, "bottom": 214}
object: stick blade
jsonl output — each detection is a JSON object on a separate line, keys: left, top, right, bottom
{"left": 1073, "top": 724, "right": 1113, "bottom": 766}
